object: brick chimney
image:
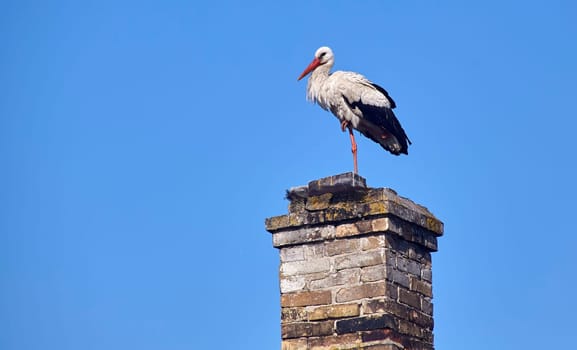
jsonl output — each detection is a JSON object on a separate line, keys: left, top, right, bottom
{"left": 265, "top": 173, "right": 444, "bottom": 350}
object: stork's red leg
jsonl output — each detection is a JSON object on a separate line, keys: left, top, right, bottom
{"left": 348, "top": 125, "right": 358, "bottom": 174}
{"left": 340, "top": 120, "right": 358, "bottom": 173}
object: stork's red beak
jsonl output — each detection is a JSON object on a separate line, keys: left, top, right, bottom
{"left": 297, "top": 57, "right": 321, "bottom": 81}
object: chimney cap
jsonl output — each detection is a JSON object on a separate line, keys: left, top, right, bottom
{"left": 287, "top": 172, "right": 367, "bottom": 200}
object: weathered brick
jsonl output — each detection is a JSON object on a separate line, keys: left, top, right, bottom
{"left": 423, "top": 234, "right": 438, "bottom": 251}
{"left": 305, "top": 193, "right": 333, "bottom": 211}
{"left": 363, "top": 299, "right": 387, "bottom": 315}
{"left": 335, "top": 250, "right": 383, "bottom": 270}
{"left": 397, "top": 319, "right": 422, "bottom": 338}
{"left": 309, "top": 269, "right": 360, "bottom": 290}
{"left": 421, "top": 267, "right": 432, "bottom": 283}
{"left": 421, "top": 297, "right": 433, "bottom": 315}
{"left": 384, "top": 249, "right": 397, "bottom": 268}
{"left": 371, "top": 217, "right": 389, "bottom": 232}
{"left": 405, "top": 338, "right": 435, "bottom": 350}
{"left": 282, "top": 321, "right": 334, "bottom": 339}
{"left": 387, "top": 268, "right": 410, "bottom": 288}
{"left": 302, "top": 271, "right": 330, "bottom": 283}
{"left": 361, "top": 265, "right": 386, "bottom": 283}
{"left": 281, "top": 258, "right": 330, "bottom": 276}
{"left": 361, "top": 235, "right": 385, "bottom": 250}
{"left": 335, "top": 223, "right": 359, "bottom": 238}
{"left": 410, "top": 276, "right": 432, "bottom": 297}
{"left": 335, "top": 314, "right": 396, "bottom": 334}
{"left": 360, "top": 328, "right": 399, "bottom": 343}
{"left": 355, "top": 220, "right": 373, "bottom": 234}
{"left": 336, "top": 282, "right": 387, "bottom": 303}
{"left": 325, "top": 239, "right": 359, "bottom": 256}
{"left": 308, "top": 333, "right": 359, "bottom": 349}
{"left": 281, "top": 275, "right": 306, "bottom": 293}
{"left": 282, "top": 307, "right": 307, "bottom": 322}
{"left": 304, "top": 243, "right": 326, "bottom": 259}
{"left": 398, "top": 288, "right": 421, "bottom": 309}
{"left": 320, "top": 206, "right": 360, "bottom": 223}
{"left": 290, "top": 211, "right": 321, "bottom": 227}
{"left": 280, "top": 246, "right": 305, "bottom": 262}
{"left": 282, "top": 338, "right": 308, "bottom": 350}
{"left": 386, "top": 282, "right": 399, "bottom": 300}
{"left": 408, "top": 245, "right": 431, "bottom": 263}
{"left": 363, "top": 299, "right": 410, "bottom": 321}
{"left": 273, "top": 226, "right": 336, "bottom": 247}
{"left": 265, "top": 215, "right": 289, "bottom": 232}
{"left": 421, "top": 327, "right": 434, "bottom": 343}
{"left": 362, "top": 344, "right": 403, "bottom": 350}
{"left": 308, "top": 303, "right": 360, "bottom": 321}
{"left": 369, "top": 190, "right": 443, "bottom": 235}
{"left": 385, "top": 235, "right": 410, "bottom": 255}
{"left": 282, "top": 291, "right": 332, "bottom": 307}
{"left": 396, "top": 256, "right": 421, "bottom": 276}
{"left": 408, "top": 309, "right": 434, "bottom": 329}
{"left": 383, "top": 216, "right": 440, "bottom": 251}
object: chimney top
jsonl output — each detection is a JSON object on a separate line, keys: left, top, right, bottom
{"left": 267, "top": 173, "right": 443, "bottom": 243}
{"left": 287, "top": 172, "right": 367, "bottom": 200}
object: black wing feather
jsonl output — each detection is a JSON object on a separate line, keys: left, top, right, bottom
{"left": 343, "top": 92, "right": 411, "bottom": 155}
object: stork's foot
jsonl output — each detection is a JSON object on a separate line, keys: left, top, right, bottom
{"left": 340, "top": 120, "right": 349, "bottom": 132}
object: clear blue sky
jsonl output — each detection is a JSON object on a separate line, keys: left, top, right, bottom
{"left": 2, "top": 1, "right": 576, "bottom": 349}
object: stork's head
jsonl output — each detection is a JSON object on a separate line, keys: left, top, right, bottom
{"left": 297, "top": 46, "right": 334, "bottom": 81}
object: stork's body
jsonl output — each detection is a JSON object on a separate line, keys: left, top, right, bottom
{"left": 298, "top": 46, "right": 411, "bottom": 173}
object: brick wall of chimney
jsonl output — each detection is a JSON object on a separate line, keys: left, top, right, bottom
{"left": 266, "top": 173, "right": 443, "bottom": 350}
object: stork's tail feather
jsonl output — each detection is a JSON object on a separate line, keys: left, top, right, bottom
{"left": 378, "top": 108, "right": 410, "bottom": 155}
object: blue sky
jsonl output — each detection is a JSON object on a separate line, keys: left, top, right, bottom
{"left": 1, "top": 1, "right": 576, "bottom": 349}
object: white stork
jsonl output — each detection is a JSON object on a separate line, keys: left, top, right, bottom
{"left": 297, "top": 46, "right": 411, "bottom": 174}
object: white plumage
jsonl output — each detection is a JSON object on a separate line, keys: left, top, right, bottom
{"left": 298, "top": 46, "right": 411, "bottom": 173}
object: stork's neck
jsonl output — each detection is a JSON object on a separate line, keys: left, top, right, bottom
{"left": 311, "top": 63, "right": 331, "bottom": 83}
{"left": 306, "top": 63, "right": 332, "bottom": 105}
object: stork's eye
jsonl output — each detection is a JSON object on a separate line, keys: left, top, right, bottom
{"left": 319, "top": 52, "right": 327, "bottom": 59}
